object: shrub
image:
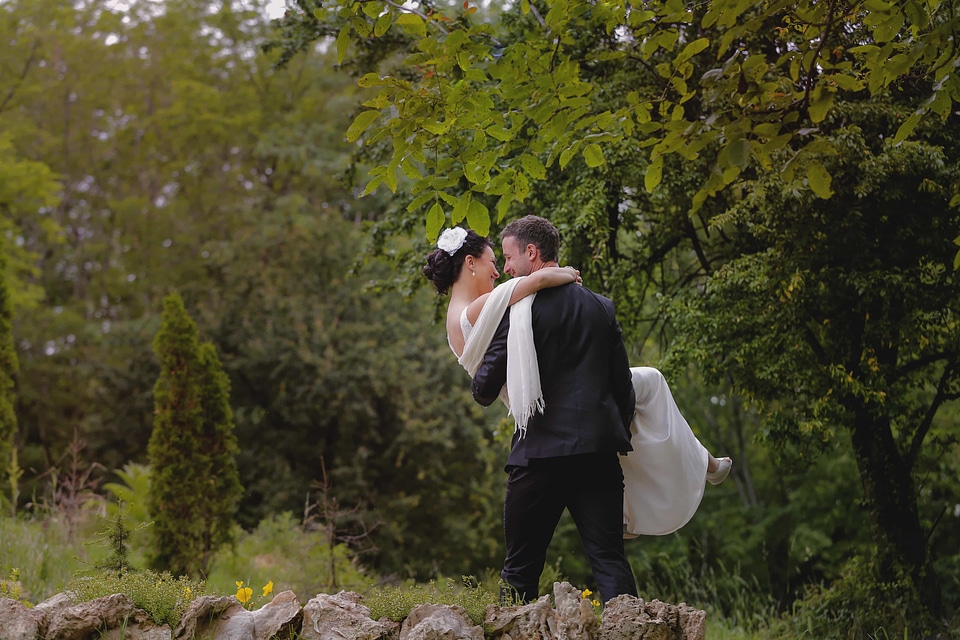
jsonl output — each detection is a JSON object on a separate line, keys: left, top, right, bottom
{"left": 68, "top": 569, "right": 205, "bottom": 629}
{"left": 363, "top": 576, "right": 499, "bottom": 625}
{"left": 772, "top": 553, "right": 955, "bottom": 640}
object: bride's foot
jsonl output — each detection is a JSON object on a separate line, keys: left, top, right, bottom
{"left": 706, "top": 457, "right": 733, "bottom": 485}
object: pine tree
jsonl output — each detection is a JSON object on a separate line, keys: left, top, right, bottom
{"left": 0, "top": 237, "right": 20, "bottom": 514}
{"left": 147, "top": 294, "right": 241, "bottom": 577}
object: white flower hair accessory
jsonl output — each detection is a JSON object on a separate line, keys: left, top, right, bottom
{"left": 437, "top": 227, "right": 468, "bottom": 255}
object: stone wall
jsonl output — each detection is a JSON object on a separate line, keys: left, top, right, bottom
{"left": 0, "top": 581, "right": 705, "bottom": 640}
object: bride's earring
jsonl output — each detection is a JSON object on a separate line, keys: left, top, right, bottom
{"left": 472, "top": 270, "right": 476, "bottom": 276}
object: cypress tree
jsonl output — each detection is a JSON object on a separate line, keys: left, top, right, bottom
{"left": 147, "top": 294, "right": 240, "bottom": 577}
{"left": 0, "top": 237, "right": 19, "bottom": 514}
{"left": 195, "top": 342, "right": 242, "bottom": 574}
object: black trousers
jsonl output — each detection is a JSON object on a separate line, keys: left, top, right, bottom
{"left": 500, "top": 452, "right": 637, "bottom": 604}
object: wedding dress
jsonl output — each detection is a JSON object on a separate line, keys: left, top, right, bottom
{"left": 456, "top": 299, "right": 710, "bottom": 538}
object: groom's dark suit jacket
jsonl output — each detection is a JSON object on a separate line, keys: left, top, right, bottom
{"left": 472, "top": 282, "right": 636, "bottom": 467}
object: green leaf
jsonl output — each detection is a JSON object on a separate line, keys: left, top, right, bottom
{"left": 583, "top": 143, "right": 605, "bottom": 167}
{"left": 374, "top": 12, "right": 393, "bottom": 37}
{"left": 559, "top": 146, "right": 578, "bottom": 170}
{"left": 425, "top": 202, "right": 445, "bottom": 242}
{"left": 675, "top": 38, "right": 710, "bottom": 65}
{"left": 452, "top": 192, "right": 471, "bottom": 224}
{"left": 892, "top": 112, "right": 922, "bottom": 145}
{"left": 806, "top": 161, "right": 833, "bottom": 199}
{"left": 361, "top": 1, "right": 384, "bottom": 19}
{"left": 644, "top": 158, "right": 663, "bottom": 192}
{"left": 360, "top": 176, "right": 383, "bottom": 197}
{"left": 514, "top": 172, "right": 530, "bottom": 202}
{"left": 467, "top": 199, "right": 490, "bottom": 236}
{"left": 486, "top": 126, "right": 513, "bottom": 142}
{"left": 357, "top": 73, "right": 385, "bottom": 88}
{"left": 808, "top": 86, "right": 835, "bottom": 123}
{"left": 727, "top": 138, "right": 750, "bottom": 168}
{"left": 336, "top": 24, "right": 351, "bottom": 66}
{"left": 345, "top": 110, "right": 380, "bottom": 143}
{"left": 496, "top": 194, "right": 512, "bottom": 222}
{"left": 873, "top": 12, "right": 904, "bottom": 42}
{"left": 520, "top": 154, "right": 547, "bottom": 180}
{"left": 396, "top": 13, "right": 426, "bottom": 37}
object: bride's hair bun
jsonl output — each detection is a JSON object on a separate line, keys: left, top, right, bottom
{"left": 423, "top": 229, "right": 492, "bottom": 294}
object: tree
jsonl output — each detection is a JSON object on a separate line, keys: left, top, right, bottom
{"left": 270, "top": 0, "right": 960, "bottom": 626}
{"left": 272, "top": 0, "right": 960, "bottom": 240}
{"left": 147, "top": 293, "right": 240, "bottom": 577}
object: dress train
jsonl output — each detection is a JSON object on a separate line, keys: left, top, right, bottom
{"left": 621, "top": 367, "right": 710, "bottom": 538}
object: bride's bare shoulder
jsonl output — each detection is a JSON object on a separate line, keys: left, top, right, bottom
{"left": 465, "top": 292, "right": 491, "bottom": 325}
{"left": 446, "top": 303, "right": 466, "bottom": 356}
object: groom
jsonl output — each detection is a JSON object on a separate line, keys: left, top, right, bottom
{"left": 472, "top": 215, "right": 638, "bottom": 604}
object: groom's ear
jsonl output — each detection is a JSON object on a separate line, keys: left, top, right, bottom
{"left": 526, "top": 243, "right": 539, "bottom": 261}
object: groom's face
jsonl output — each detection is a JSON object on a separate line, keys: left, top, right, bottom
{"left": 501, "top": 235, "right": 533, "bottom": 277}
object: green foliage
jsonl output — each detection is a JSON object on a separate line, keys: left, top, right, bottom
{"left": 147, "top": 293, "right": 240, "bottom": 577}
{"left": 632, "top": 550, "right": 776, "bottom": 633}
{"left": 0, "top": 511, "right": 108, "bottom": 602}
{"left": 68, "top": 569, "right": 205, "bottom": 629}
{"left": 363, "top": 576, "right": 500, "bottom": 625}
{"left": 87, "top": 501, "right": 151, "bottom": 577}
{"left": 0, "top": 235, "right": 19, "bottom": 514}
{"left": 772, "top": 553, "right": 956, "bottom": 640}
{"left": 273, "top": 0, "right": 960, "bottom": 235}
{"left": 205, "top": 511, "right": 367, "bottom": 600}
{"left": 0, "top": 568, "right": 26, "bottom": 604}
{"left": 104, "top": 463, "right": 152, "bottom": 529}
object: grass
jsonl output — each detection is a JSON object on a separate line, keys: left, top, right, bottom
{"left": 6, "top": 508, "right": 929, "bottom": 640}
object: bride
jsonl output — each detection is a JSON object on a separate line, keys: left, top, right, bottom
{"left": 423, "top": 226, "right": 732, "bottom": 537}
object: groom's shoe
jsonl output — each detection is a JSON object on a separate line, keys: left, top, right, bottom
{"left": 706, "top": 457, "right": 733, "bottom": 485}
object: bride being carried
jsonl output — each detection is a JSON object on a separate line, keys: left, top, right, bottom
{"left": 423, "top": 224, "right": 732, "bottom": 538}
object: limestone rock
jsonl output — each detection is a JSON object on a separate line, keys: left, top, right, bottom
{"left": 551, "top": 582, "right": 598, "bottom": 640}
{"left": 0, "top": 597, "right": 41, "bottom": 640}
{"left": 300, "top": 591, "right": 392, "bottom": 640}
{"left": 400, "top": 603, "right": 483, "bottom": 640}
{"left": 45, "top": 593, "right": 159, "bottom": 640}
{"left": 99, "top": 610, "right": 172, "bottom": 640}
{"left": 599, "top": 595, "right": 705, "bottom": 640}
{"left": 175, "top": 595, "right": 255, "bottom": 640}
{"left": 251, "top": 590, "right": 302, "bottom": 640}
{"left": 484, "top": 592, "right": 558, "bottom": 640}
{"left": 31, "top": 593, "right": 75, "bottom": 637}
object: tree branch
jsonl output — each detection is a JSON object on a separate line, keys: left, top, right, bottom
{"left": 906, "top": 362, "right": 957, "bottom": 471}
{"left": 0, "top": 38, "right": 40, "bottom": 115}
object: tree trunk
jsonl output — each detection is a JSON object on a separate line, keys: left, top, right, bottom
{"left": 848, "top": 407, "right": 941, "bottom": 617}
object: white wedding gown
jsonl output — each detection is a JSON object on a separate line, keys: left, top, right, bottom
{"left": 458, "top": 309, "right": 710, "bottom": 538}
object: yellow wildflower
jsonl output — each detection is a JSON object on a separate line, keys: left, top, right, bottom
{"left": 235, "top": 583, "right": 253, "bottom": 604}
{"left": 581, "top": 588, "right": 592, "bottom": 599}
{"left": 262, "top": 581, "right": 274, "bottom": 597}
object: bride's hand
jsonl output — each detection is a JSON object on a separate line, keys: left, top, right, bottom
{"left": 564, "top": 266, "right": 583, "bottom": 285}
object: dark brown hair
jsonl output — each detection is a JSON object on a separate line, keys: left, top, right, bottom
{"left": 500, "top": 215, "right": 560, "bottom": 263}
{"left": 422, "top": 229, "right": 493, "bottom": 294}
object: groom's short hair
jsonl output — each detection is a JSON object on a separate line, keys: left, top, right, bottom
{"left": 501, "top": 215, "right": 560, "bottom": 263}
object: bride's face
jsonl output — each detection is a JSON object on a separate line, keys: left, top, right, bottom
{"left": 474, "top": 246, "right": 501, "bottom": 293}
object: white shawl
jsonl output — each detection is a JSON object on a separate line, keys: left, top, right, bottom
{"left": 457, "top": 277, "right": 544, "bottom": 436}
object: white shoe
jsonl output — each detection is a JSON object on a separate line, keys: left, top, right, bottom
{"left": 706, "top": 457, "right": 733, "bottom": 485}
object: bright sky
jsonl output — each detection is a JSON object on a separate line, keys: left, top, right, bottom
{"left": 265, "top": 0, "right": 287, "bottom": 19}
